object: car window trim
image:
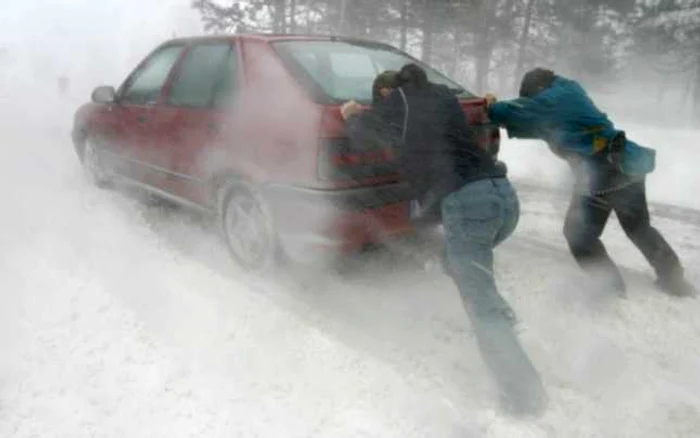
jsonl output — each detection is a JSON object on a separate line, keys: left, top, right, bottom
{"left": 210, "top": 43, "right": 243, "bottom": 110}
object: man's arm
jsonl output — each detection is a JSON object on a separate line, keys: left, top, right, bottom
{"left": 444, "top": 94, "right": 482, "bottom": 155}
{"left": 487, "top": 98, "right": 548, "bottom": 140}
{"left": 344, "top": 91, "right": 405, "bottom": 147}
{"left": 344, "top": 111, "right": 386, "bottom": 149}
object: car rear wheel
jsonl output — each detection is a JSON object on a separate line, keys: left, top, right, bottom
{"left": 219, "top": 181, "right": 280, "bottom": 274}
{"left": 82, "top": 136, "right": 112, "bottom": 187}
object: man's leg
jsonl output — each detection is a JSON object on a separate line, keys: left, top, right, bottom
{"left": 442, "top": 180, "right": 546, "bottom": 417}
{"left": 493, "top": 178, "right": 520, "bottom": 248}
{"left": 442, "top": 182, "right": 511, "bottom": 321}
{"left": 610, "top": 179, "right": 695, "bottom": 296}
{"left": 563, "top": 190, "right": 626, "bottom": 293}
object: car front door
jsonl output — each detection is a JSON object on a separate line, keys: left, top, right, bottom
{"left": 149, "top": 41, "right": 241, "bottom": 206}
{"left": 104, "top": 44, "right": 185, "bottom": 185}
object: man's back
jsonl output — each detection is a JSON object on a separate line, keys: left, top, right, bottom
{"left": 540, "top": 78, "right": 617, "bottom": 149}
{"left": 386, "top": 83, "right": 503, "bottom": 212}
{"left": 345, "top": 79, "right": 505, "bottom": 220}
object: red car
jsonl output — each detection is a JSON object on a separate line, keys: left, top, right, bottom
{"left": 72, "top": 34, "right": 499, "bottom": 272}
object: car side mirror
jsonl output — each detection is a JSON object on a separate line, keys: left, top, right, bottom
{"left": 91, "top": 85, "right": 116, "bottom": 104}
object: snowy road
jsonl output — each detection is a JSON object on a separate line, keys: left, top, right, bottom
{"left": 1, "top": 106, "right": 700, "bottom": 437}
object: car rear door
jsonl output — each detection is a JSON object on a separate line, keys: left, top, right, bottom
{"left": 106, "top": 44, "right": 185, "bottom": 184}
{"left": 149, "top": 41, "right": 241, "bottom": 206}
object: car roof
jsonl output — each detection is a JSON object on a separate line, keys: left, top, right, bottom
{"left": 165, "top": 33, "right": 395, "bottom": 48}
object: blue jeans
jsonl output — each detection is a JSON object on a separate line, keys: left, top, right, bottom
{"left": 442, "top": 177, "right": 547, "bottom": 417}
{"left": 441, "top": 178, "right": 520, "bottom": 321}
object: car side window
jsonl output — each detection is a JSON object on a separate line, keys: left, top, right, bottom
{"left": 167, "top": 43, "right": 234, "bottom": 109}
{"left": 212, "top": 49, "right": 241, "bottom": 109}
{"left": 120, "top": 45, "right": 184, "bottom": 106}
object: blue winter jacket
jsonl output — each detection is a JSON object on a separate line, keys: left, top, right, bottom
{"left": 488, "top": 76, "right": 656, "bottom": 177}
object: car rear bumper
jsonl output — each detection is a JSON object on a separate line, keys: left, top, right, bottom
{"left": 262, "top": 180, "right": 413, "bottom": 210}
{"left": 260, "top": 182, "right": 417, "bottom": 256}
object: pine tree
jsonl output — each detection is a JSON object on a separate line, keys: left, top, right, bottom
{"left": 636, "top": 0, "right": 700, "bottom": 121}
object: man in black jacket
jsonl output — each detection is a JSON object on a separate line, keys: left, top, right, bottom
{"left": 341, "top": 64, "right": 547, "bottom": 417}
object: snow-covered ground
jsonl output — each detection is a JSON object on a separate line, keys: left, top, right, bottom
{"left": 1, "top": 89, "right": 699, "bottom": 437}
{"left": 1, "top": 0, "right": 700, "bottom": 428}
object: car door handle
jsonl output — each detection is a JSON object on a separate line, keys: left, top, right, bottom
{"left": 137, "top": 115, "right": 148, "bottom": 125}
{"left": 208, "top": 122, "right": 220, "bottom": 135}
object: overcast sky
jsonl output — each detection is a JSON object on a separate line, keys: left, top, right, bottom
{"left": 0, "top": 0, "right": 201, "bottom": 90}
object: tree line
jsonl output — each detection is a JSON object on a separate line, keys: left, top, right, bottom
{"left": 192, "top": 0, "right": 700, "bottom": 122}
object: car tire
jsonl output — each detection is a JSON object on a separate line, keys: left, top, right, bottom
{"left": 81, "top": 136, "right": 112, "bottom": 188}
{"left": 218, "top": 180, "right": 282, "bottom": 275}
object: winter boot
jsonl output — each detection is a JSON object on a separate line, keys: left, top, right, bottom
{"left": 655, "top": 276, "right": 697, "bottom": 298}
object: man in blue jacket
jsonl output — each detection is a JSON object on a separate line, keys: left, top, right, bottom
{"left": 487, "top": 68, "right": 696, "bottom": 297}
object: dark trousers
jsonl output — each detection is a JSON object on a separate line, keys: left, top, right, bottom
{"left": 563, "top": 177, "right": 683, "bottom": 288}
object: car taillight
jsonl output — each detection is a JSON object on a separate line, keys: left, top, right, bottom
{"left": 317, "top": 137, "right": 396, "bottom": 182}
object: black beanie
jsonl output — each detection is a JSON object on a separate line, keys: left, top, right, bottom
{"left": 519, "top": 68, "right": 556, "bottom": 98}
{"left": 398, "top": 63, "right": 429, "bottom": 88}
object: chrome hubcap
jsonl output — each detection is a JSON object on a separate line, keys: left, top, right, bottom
{"left": 223, "top": 192, "right": 271, "bottom": 268}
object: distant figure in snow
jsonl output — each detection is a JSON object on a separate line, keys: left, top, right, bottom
{"left": 486, "top": 68, "right": 696, "bottom": 297}
{"left": 341, "top": 65, "right": 548, "bottom": 418}
{"left": 57, "top": 75, "right": 70, "bottom": 97}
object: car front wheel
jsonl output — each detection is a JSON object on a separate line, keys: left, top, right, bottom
{"left": 82, "top": 136, "right": 112, "bottom": 187}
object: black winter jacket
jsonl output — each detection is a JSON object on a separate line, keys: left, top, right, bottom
{"left": 345, "top": 82, "right": 507, "bottom": 222}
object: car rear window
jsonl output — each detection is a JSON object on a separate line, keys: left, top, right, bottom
{"left": 272, "top": 40, "right": 475, "bottom": 103}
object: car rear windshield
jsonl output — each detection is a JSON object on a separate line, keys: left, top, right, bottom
{"left": 272, "top": 40, "right": 475, "bottom": 103}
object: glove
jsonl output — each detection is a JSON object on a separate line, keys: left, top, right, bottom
{"left": 340, "top": 100, "right": 363, "bottom": 120}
